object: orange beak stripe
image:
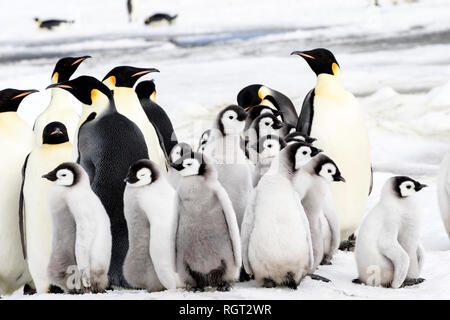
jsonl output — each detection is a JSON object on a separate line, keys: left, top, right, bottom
{"left": 298, "top": 53, "right": 316, "bottom": 60}
{"left": 131, "top": 70, "right": 152, "bottom": 77}
{"left": 55, "top": 84, "right": 73, "bottom": 89}
{"left": 71, "top": 57, "right": 87, "bottom": 66}
{"left": 12, "top": 91, "right": 35, "bottom": 100}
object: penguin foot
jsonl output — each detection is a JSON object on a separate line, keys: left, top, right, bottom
{"left": 239, "top": 267, "right": 252, "bottom": 282}
{"left": 320, "top": 256, "right": 333, "bottom": 265}
{"left": 308, "top": 274, "right": 331, "bottom": 283}
{"left": 352, "top": 278, "right": 362, "bottom": 285}
{"left": 48, "top": 285, "right": 64, "bottom": 294}
{"left": 284, "top": 272, "right": 298, "bottom": 290}
{"left": 339, "top": 234, "right": 356, "bottom": 251}
{"left": 402, "top": 278, "right": 425, "bottom": 287}
{"left": 23, "top": 284, "right": 36, "bottom": 295}
{"left": 262, "top": 278, "right": 277, "bottom": 288}
{"left": 217, "top": 282, "right": 231, "bottom": 292}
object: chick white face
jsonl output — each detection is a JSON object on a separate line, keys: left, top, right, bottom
{"left": 170, "top": 145, "right": 183, "bottom": 163}
{"left": 295, "top": 146, "right": 315, "bottom": 169}
{"left": 319, "top": 163, "right": 337, "bottom": 182}
{"left": 200, "top": 131, "right": 210, "bottom": 144}
{"left": 179, "top": 158, "right": 201, "bottom": 177}
{"left": 258, "top": 116, "right": 277, "bottom": 136}
{"left": 260, "top": 138, "right": 282, "bottom": 159}
{"left": 221, "top": 110, "right": 245, "bottom": 135}
{"left": 131, "top": 168, "right": 153, "bottom": 187}
{"left": 55, "top": 169, "right": 75, "bottom": 186}
{"left": 398, "top": 180, "right": 417, "bottom": 198}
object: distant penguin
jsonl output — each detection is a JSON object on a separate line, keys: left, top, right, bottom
{"left": 47, "top": 76, "right": 149, "bottom": 288}
{"left": 354, "top": 176, "right": 427, "bottom": 288}
{"left": 237, "top": 84, "right": 298, "bottom": 128}
{"left": 34, "top": 56, "right": 89, "bottom": 146}
{"left": 127, "top": 0, "right": 141, "bottom": 23}
{"left": 203, "top": 105, "right": 252, "bottom": 229}
{"left": 123, "top": 159, "right": 178, "bottom": 292}
{"left": 0, "top": 88, "right": 37, "bottom": 295}
{"left": 284, "top": 131, "right": 316, "bottom": 145}
{"left": 34, "top": 18, "right": 74, "bottom": 30}
{"left": 197, "top": 129, "right": 211, "bottom": 153}
{"left": 292, "top": 48, "right": 372, "bottom": 241}
{"left": 45, "top": 162, "right": 111, "bottom": 294}
{"left": 172, "top": 152, "right": 241, "bottom": 291}
{"left": 241, "top": 142, "right": 321, "bottom": 288}
{"left": 135, "top": 80, "right": 178, "bottom": 158}
{"left": 167, "top": 142, "right": 192, "bottom": 189}
{"left": 20, "top": 122, "right": 73, "bottom": 293}
{"left": 251, "top": 134, "right": 286, "bottom": 187}
{"left": 103, "top": 66, "right": 166, "bottom": 170}
{"left": 294, "top": 154, "right": 343, "bottom": 269}
{"left": 144, "top": 13, "right": 178, "bottom": 26}
{"left": 437, "top": 151, "right": 450, "bottom": 238}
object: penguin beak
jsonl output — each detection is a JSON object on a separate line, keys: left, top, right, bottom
{"left": 46, "top": 83, "right": 73, "bottom": 90}
{"left": 50, "top": 128, "right": 63, "bottom": 136}
{"left": 335, "top": 175, "right": 346, "bottom": 183}
{"left": 291, "top": 51, "right": 316, "bottom": 60}
{"left": 11, "top": 89, "right": 39, "bottom": 100}
{"left": 415, "top": 183, "right": 428, "bottom": 191}
{"left": 42, "top": 172, "right": 57, "bottom": 182}
{"left": 71, "top": 56, "right": 91, "bottom": 66}
{"left": 311, "top": 148, "right": 323, "bottom": 157}
{"left": 131, "top": 68, "right": 160, "bottom": 78}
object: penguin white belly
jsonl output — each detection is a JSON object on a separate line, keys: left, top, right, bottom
{"left": 248, "top": 176, "right": 311, "bottom": 284}
{"left": 114, "top": 89, "right": 167, "bottom": 170}
{"left": 23, "top": 143, "right": 72, "bottom": 293}
{"left": 311, "top": 94, "right": 371, "bottom": 240}
{"left": 0, "top": 120, "right": 33, "bottom": 294}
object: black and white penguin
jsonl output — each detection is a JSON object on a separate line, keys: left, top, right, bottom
{"left": 244, "top": 105, "right": 280, "bottom": 131}
{"left": 34, "top": 56, "right": 90, "bottom": 146}
{"left": 0, "top": 88, "right": 37, "bottom": 295}
{"left": 135, "top": 80, "right": 178, "bottom": 158}
{"left": 237, "top": 84, "right": 298, "bottom": 128}
{"left": 47, "top": 76, "right": 149, "bottom": 288}
{"left": 34, "top": 18, "right": 74, "bottom": 30}
{"left": 127, "top": 0, "right": 141, "bottom": 23}
{"left": 291, "top": 48, "right": 372, "bottom": 241}
{"left": 144, "top": 13, "right": 178, "bottom": 26}
{"left": 103, "top": 66, "right": 167, "bottom": 170}
{"left": 20, "top": 121, "right": 73, "bottom": 293}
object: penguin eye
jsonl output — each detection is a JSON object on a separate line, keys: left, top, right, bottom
{"left": 265, "top": 122, "right": 270, "bottom": 126}
{"left": 62, "top": 174, "right": 66, "bottom": 177}
{"left": 229, "top": 116, "right": 234, "bottom": 120}
{"left": 267, "top": 144, "right": 272, "bottom": 148}
{"left": 406, "top": 185, "right": 411, "bottom": 189}
{"left": 302, "top": 151, "right": 308, "bottom": 155}
{"left": 327, "top": 169, "right": 332, "bottom": 173}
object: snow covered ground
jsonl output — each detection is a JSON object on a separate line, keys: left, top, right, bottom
{"left": 1, "top": 0, "right": 450, "bottom": 299}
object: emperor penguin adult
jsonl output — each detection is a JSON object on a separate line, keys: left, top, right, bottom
{"left": 123, "top": 159, "right": 178, "bottom": 292}
{"left": 103, "top": 66, "right": 167, "bottom": 170}
{"left": 0, "top": 88, "right": 37, "bottom": 295}
{"left": 44, "top": 162, "right": 111, "bottom": 294}
{"left": 354, "top": 176, "right": 427, "bottom": 288}
{"left": 135, "top": 80, "right": 178, "bottom": 158}
{"left": 20, "top": 122, "right": 73, "bottom": 293}
{"left": 203, "top": 105, "right": 252, "bottom": 229}
{"left": 437, "top": 151, "right": 450, "bottom": 238}
{"left": 237, "top": 84, "right": 298, "bottom": 127}
{"left": 47, "top": 76, "right": 149, "bottom": 288}
{"left": 172, "top": 152, "right": 241, "bottom": 291}
{"left": 34, "top": 56, "right": 89, "bottom": 146}
{"left": 241, "top": 142, "right": 321, "bottom": 288}
{"left": 291, "top": 48, "right": 371, "bottom": 241}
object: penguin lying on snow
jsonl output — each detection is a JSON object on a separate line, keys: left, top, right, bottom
{"left": 35, "top": 18, "right": 74, "bottom": 30}
{"left": 44, "top": 162, "right": 111, "bottom": 294}
{"left": 354, "top": 176, "right": 427, "bottom": 288}
{"left": 0, "top": 88, "right": 37, "bottom": 296}
{"left": 172, "top": 152, "right": 241, "bottom": 291}
{"left": 48, "top": 76, "right": 149, "bottom": 288}
{"left": 144, "top": 13, "right": 178, "bottom": 26}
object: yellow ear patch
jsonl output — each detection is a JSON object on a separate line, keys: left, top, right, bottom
{"left": 51, "top": 72, "right": 59, "bottom": 84}
{"left": 103, "top": 75, "right": 116, "bottom": 89}
{"left": 91, "top": 89, "right": 101, "bottom": 102}
{"left": 332, "top": 63, "right": 340, "bottom": 77}
{"left": 150, "top": 91, "right": 156, "bottom": 102}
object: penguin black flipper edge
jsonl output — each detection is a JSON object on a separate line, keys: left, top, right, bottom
{"left": 19, "top": 153, "right": 30, "bottom": 259}
{"left": 296, "top": 89, "right": 315, "bottom": 136}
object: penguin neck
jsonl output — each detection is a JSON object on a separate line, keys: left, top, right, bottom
{"left": 48, "top": 88, "right": 72, "bottom": 110}
{"left": 315, "top": 73, "right": 344, "bottom": 97}
{"left": 80, "top": 93, "right": 115, "bottom": 123}
{"left": 112, "top": 86, "right": 140, "bottom": 110}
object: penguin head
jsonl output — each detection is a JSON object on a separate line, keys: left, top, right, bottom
{"left": 393, "top": 176, "right": 428, "bottom": 198}
{"left": 125, "top": 159, "right": 161, "bottom": 187}
{"left": 255, "top": 134, "right": 286, "bottom": 159}
{"left": 42, "top": 162, "right": 81, "bottom": 187}
{"left": 237, "top": 84, "right": 264, "bottom": 109}
{"left": 0, "top": 88, "right": 38, "bottom": 113}
{"left": 102, "top": 66, "right": 159, "bottom": 89}
{"left": 34, "top": 18, "right": 42, "bottom": 26}
{"left": 47, "top": 76, "right": 113, "bottom": 106}
{"left": 169, "top": 142, "right": 192, "bottom": 164}
{"left": 135, "top": 80, "right": 157, "bottom": 101}
{"left": 291, "top": 48, "right": 340, "bottom": 77}
{"left": 42, "top": 121, "right": 69, "bottom": 145}
{"left": 50, "top": 56, "right": 91, "bottom": 84}
{"left": 144, "top": 17, "right": 151, "bottom": 25}
{"left": 217, "top": 105, "right": 247, "bottom": 136}
{"left": 315, "top": 155, "right": 345, "bottom": 183}
{"left": 284, "top": 131, "right": 317, "bottom": 145}
{"left": 285, "top": 142, "right": 322, "bottom": 172}
{"left": 170, "top": 151, "right": 206, "bottom": 177}
{"left": 254, "top": 113, "right": 284, "bottom": 136}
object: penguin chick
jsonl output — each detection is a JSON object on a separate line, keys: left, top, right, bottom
{"left": 297, "top": 154, "right": 343, "bottom": 270}
{"left": 123, "top": 159, "right": 178, "bottom": 292}
{"left": 167, "top": 142, "right": 192, "bottom": 189}
{"left": 34, "top": 18, "right": 74, "bottom": 30}
{"left": 237, "top": 84, "right": 298, "bottom": 127}
{"left": 172, "top": 152, "right": 241, "bottom": 291}
{"left": 197, "top": 129, "right": 211, "bottom": 153}
{"left": 44, "top": 162, "right": 111, "bottom": 293}
{"left": 135, "top": 80, "right": 178, "bottom": 158}
{"left": 284, "top": 131, "right": 317, "bottom": 145}
{"left": 203, "top": 105, "right": 252, "bottom": 229}
{"left": 244, "top": 105, "right": 279, "bottom": 131}
{"left": 437, "top": 151, "right": 450, "bottom": 238}
{"left": 0, "top": 88, "right": 37, "bottom": 295}
{"left": 241, "top": 142, "right": 321, "bottom": 289}
{"left": 354, "top": 176, "right": 427, "bottom": 288}
{"left": 251, "top": 134, "right": 286, "bottom": 187}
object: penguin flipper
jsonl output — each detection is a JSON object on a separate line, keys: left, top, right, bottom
{"left": 19, "top": 153, "right": 30, "bottom": 259}
{"left": 323, "top": 189, "right": 340, "bottom": 253}
{"left": 296, "top": 88, "right": 315, "bottom": 136}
